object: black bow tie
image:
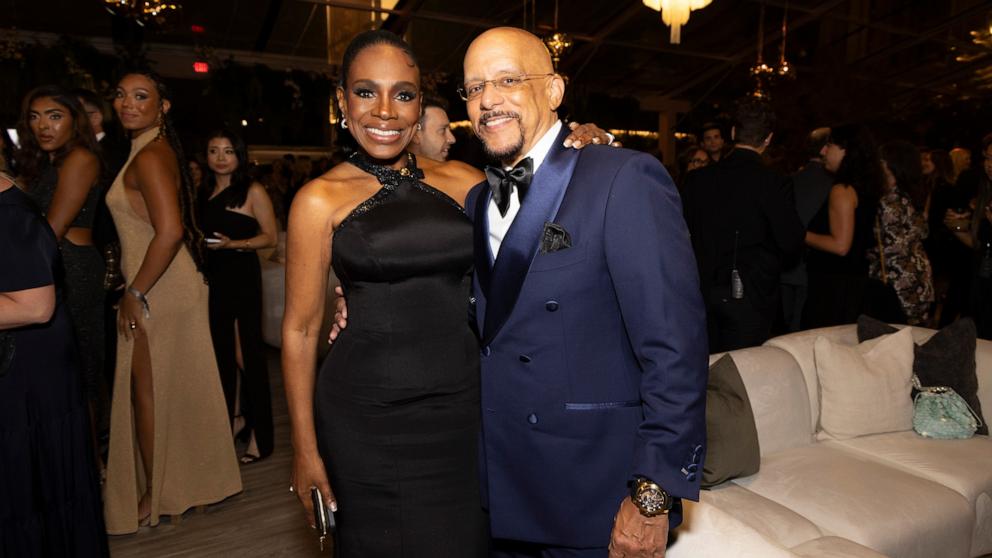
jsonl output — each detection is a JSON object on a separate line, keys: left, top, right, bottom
{"left": 486, "top": 157, "right": 534, "bottom": 217}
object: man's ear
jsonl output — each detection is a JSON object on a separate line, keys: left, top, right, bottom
{"left": 547, "top": 74, "right": 565, "bottom": 111}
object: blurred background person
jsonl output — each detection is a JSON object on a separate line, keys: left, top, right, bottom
{"left": 701, "top": 121, "right": 727, "bottom": 162}
{"left": 0, "top": 127, "right": 17, "bottom": 174}
{"left": 0, "top": 171, "right": 109, "bottom": 556}
{"left": 781, "top": 127, "right": 833, "bottom": 332}
{"left": 802, "top": 124, "right": 885, "bottom": 328}
{"left": 682, "top": 101, "right": 804, "bottom": 352}
{"left": 948, "top": 133, "right": 992, "bottom": 338}
{"left": 676, "top": 144, "right": 709, "bottom": 190}
{"left": 950, "top": 146, "right": 972, "bottom": 184}
{"left": 867, "top": 141, "right": 934, "bottom": 325}
{"left": 15, "top": 85, "right": 109, "bottom": 465}
{"left": 923, "top": 147, "right": 969, "bottom": 326}
{"left": 188, "top": 157, "right": 205, "bottom": 189}
{"left": 408, "top": 94, "right": 456, "bottom": 162}
{"left": 200, "top": 128, "right": 278, "bottom": 463}
{"left": 103, "top": 70, "right": 241, "bottom": 533}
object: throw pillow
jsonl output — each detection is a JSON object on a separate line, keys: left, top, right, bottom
{"left": 814, "top": 327, "right": 915, "bottom": 440}
{"left": 858, "top": 315, "right": 987, "bottom": 435}
{"left": 702, "top": 354, "right": 760, "bottom": 488}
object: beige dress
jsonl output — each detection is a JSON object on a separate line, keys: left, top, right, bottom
{"left": 103, "top": 127, "right": 242, "bottom": 534}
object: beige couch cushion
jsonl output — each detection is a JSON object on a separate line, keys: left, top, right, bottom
{"left": 700, "top": 484, "right": 823, "bottom": 548}
{"left": 732, "top": 444, "right": 973, "bottom": 558}
{"left": 827, "top": 431, "right": 992, "bottom": 556}
{"left": 714, "top": 346, "right": 813, "bottom": 456}
{"left": 813, "top": 328, "right": 915, "bottom": 440}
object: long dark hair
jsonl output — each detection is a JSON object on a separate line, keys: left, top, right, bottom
{"left": 828, "top": 124, "right": 884, "bottom": 204}
{"left": 120, "top": 69, "right": 206, "bottom": 274}
{"left": 880, "top": 141, "right": 926, "bottom": 212}
{"left": 203, "top": 128, "right": 252, "bottom": 209}
{"left": 0, "top": 127, "right": 16, "bottom": 175}
{"left": 15, "top": 85, "right": 101, "bottom": 187}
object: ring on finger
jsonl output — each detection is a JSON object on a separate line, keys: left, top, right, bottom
{"left": 129, "top": 322, "right": 137, "bottom": 330}
{"left": 289, "top": 485, "right": 295, "bottom": 493}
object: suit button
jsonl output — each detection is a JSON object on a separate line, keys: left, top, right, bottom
{"left": 545, "top": 300, "right": 559, "bottom": 312}
{"left": 469, "top": 296, "right": 476, "bottom": 304}
{"left": 527, "top": 413, "right": 539, "bottom": 424}
{"left": 519, "top": 355, "right": 531, "bottom": 363}
{"left": 687, "top": 464, "right": 698, "bottom": 473}
{"left": 686, "top": 472, "right": 697, "bottom": 482}
{"left": 481, "top": 346, "right": 491, "bottom": 357}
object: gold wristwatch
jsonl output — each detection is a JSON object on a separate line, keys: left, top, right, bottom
{"left": 630, "top": 476, "right": 672, "bottom": 517}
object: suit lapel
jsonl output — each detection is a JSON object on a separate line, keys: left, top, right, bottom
{"left": 483, "top": 125, "right": 579, "bottom": 345}
{"left": 472, "top": 182, "right": 494, "bottom": 297}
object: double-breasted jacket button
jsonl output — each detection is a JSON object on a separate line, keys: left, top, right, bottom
{"left": 545, "top": 300, "right": 559, "bottom": 312}
{"left": 481, "top": 346, "right": 491, "bottom": 357}
{"left": 527, "top": 413, "right": 539, "bottom": 424}
{"left": 519, "top": 355, "right": 531, "bottom": 363}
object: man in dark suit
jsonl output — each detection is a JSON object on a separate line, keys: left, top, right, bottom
{"left": 682, "top": 102, "right": 804, "bottom": 353}
{"left": 781, "top": 128, "right": 833, "bottom": 331}
{"left": 462, "top": 27, "right": 708, "bottom": 557}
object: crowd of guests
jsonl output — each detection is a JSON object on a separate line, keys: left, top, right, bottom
{"left": 1, "top": 23, "right": 990, "bottom": 558}
{"left": 678, "top": 105, "right": 992, "bottom": 353}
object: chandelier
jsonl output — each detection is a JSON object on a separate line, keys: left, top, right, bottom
{"left": 543, "top": 0, "right": 572, "bottom": 71}
{"left": 643, "top": 0, "right": 713, "bottom": 45}
{"left": 103, "top": 0, "right": 182, "bottom": 27}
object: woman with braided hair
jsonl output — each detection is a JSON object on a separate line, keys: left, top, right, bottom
{"left": 103, "top": 70, "right": 241, "bottom": 533}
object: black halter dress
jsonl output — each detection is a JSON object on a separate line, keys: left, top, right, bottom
{"left": 315, "top": 153, "right": 487, "bottom": 557}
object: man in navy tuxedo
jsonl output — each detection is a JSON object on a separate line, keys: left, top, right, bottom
{"left": 462, "top": 28, "right": 708, "bottom": 557}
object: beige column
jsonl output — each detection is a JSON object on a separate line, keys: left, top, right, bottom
{"left": 640, "top": 96, "right": 690, "bottom": 169}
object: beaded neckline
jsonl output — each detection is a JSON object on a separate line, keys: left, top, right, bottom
{"left": 348, "top": 151, "right": 425, "bottom": 185}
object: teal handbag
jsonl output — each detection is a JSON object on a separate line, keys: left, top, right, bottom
{"left": 912, "top": 376, "right": 982, "bottom": 439}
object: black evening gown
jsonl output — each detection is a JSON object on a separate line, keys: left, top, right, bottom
{"left": 0, "top": 185, "right": 109, "bottom": 557}
{"left": 203, "top": 187, "right": 274, "bottom": 458}
{"left": 316, "top": 153, "right": 487, "bottom": 558}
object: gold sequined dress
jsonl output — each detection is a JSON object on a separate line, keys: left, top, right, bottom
{"left": 103, "top": 127, "right": 241, "bottom": 534}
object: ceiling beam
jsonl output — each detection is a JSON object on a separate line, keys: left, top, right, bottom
{"left": 658, "top": 0, "right": 849, "bottom": 99}
{"left": 559, "top": 4, "right": 645, "bottom": 74}
{"left": 381, "top": 0, "right": 428, "bottom": 35}
{"left": 254, "top": 0, "right": 285, "bottom": 52}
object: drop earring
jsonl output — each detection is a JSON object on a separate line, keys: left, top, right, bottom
{"left": 341, "top": 116, "right": 348, "bottom": 129}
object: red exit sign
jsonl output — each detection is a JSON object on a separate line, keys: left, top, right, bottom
{"left": 193, "top": 61, "right": 210, "bottom": 73}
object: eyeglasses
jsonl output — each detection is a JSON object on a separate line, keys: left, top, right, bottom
{"left": 457, "top": 73, "right": 556, "bottom": 101}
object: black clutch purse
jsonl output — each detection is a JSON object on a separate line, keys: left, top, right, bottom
{"left": 310, "top": 486, "right": 336, "bottom": 551}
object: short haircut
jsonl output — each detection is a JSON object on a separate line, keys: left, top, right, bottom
{"left": 734, "top": 101, "right": 775, "bottom": 147}
{"left": 701, "top": 122, "right": 722, "bottom": 136}
{"left": 807, "top": 127, "right": 830, "bottom": 159}
{"left": 421, "top": 93, "right": 449, "bottom": 113}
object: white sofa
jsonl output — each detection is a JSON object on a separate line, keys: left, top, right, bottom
{"left": 668, "top": 325, "right": 992, "bottom": 558}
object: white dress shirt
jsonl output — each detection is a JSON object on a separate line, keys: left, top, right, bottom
{"left": 488, "top": 120, "right": 563, "bottom": 258}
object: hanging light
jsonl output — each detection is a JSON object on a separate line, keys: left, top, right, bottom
{"left": 643, "top": 0, "right": 713, "bottom": 45}
{"left": 543, "top": 0, "right": 572, "bottom": 71}
{"left": 776, "top": 1, "right": 795, "bottom": 79}
{"left": 102, "top": 0, "right": 182, "bottom": 28}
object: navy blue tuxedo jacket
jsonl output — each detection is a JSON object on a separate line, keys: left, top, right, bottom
{"left": 466, "top": 125, "right": 708, "bottom": 547}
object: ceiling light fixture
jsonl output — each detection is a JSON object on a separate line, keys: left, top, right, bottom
{"left": 642, "top": 0, "right": 713, "bottom": 45}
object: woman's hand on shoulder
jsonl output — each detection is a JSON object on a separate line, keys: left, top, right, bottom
{"left": 564, "top": 121, "right": 619, "bottom": 149}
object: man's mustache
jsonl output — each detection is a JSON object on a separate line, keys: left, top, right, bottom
{"left": 478, "top": 111, "right": 521, "bottom": 126}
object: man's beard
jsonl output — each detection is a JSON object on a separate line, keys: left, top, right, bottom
{"left": 478, "top": 112, "right": 526, "bottom": 163}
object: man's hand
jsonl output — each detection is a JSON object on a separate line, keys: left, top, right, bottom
{"left": 327, "top": 286, "right": 347, "bottom": 344}
{"left": 608, "top": 497, "right": 669, "bottom": 558}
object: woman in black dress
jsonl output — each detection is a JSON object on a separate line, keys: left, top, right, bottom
{"left": 0, "top": 172, "right": 109, "bottom": 556}
{"left": 200, "top": 129, "right": 278, "bottom": 463}
{"left": 15, "top": 86, "right": 108, "bottom": 452}
{"left": 802, "top": 124, "right": 885, "bottom": 328}
{"left": 282, "top": 30, "right": 490, "bottom": 557}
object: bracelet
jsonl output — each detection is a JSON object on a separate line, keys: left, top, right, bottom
{"left": 127, "top": 286, "right": 151, "bottom": 319}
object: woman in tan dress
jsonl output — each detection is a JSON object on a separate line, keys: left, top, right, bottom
{"left": 103, "top": 70, "right": 241, "bottom": 534}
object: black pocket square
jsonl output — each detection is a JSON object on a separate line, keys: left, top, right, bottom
{"left": 540, "top": 222, "right": 572, "bottom": 254}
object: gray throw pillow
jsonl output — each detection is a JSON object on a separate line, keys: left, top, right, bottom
{"left": 857, "top": 315, "right": 987, "bottom": 435}
{"left": 702, "top": 354, "right": 761, "bottom": 488}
